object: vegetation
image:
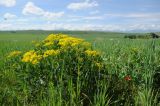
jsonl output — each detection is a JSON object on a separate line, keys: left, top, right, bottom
{"left": 0, "top": 31, "right": 160, "bottom": 106}
{"left": 124, "top": 32, "right": 160, "bottom": 39}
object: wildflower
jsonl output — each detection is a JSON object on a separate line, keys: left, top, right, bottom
{"left": 44, "top": 34, "right": 69, "bottom": 47}
{"left": 30, "top": 55, "right": 42, "bottom": 64}
{"left": 22, "top": 50, "right": 34, "bottom": 62}
{"left": 8, "top": 51, "right": 22, "bottom": 58}
{"left": 22, "top": 50, "right": 42, "bottom": 64}
{"left": 124, "top": 75, "right": 132, "bottom": 81}
{"left": 44, "top": 34, "right": 68, "bottom": 42}
{"left": 85, "top": 50, "right": 100, "bottom": 57}
{"left": 44, "top": 41, "right": 54, "bottom": 46}
{"left": 58, "top": 37, "right": 84, "bottom": 47}
{"left": 43, "top": 49, "right": 60, "bottom": 58}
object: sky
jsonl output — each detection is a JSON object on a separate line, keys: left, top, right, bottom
{"left": 0, "top": 0, "right": 160, "bottom": 32}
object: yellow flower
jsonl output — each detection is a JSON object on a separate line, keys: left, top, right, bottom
{"left": 44, "top": 34, "right": 69, "bottom": 47}
{"left": 43, "top": 34, "right": 87, "bottom": 49}
{"left": 44, "top": 34, "right": 68, "bottom": 42}
{"left": 43, "top": 50, "right": 60, "bottom": 58}
{"left": 58, "top": 37, "right": 84, "bottom": 47}
{"left": 31, "top": 55, "right": 42, "bottom": 64}
{"left": 44, "top": 41, "right": 54, "bottom": 46}
{"left": 22, "top": 50, "right": 34, "bottom": 62}
{"left": 85, "top": 50, "right": 100, "bottom": 57}
{"left": 8, "top": 51, "right": 22, "bottom": 58}
{"left": 22, "top": 50, "right": 42, "bottom": 64}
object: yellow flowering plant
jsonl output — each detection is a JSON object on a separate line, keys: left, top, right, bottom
{"left": 22, "top": 50, "right": 42, "bottom": 64}
{"left": 5, "top": 33, "right": 106, "bottom": 103}
{"left": 7, "top": 51, "right": 22, "bottom": 58}
{"left": 43, "top": 49, "right": 60, "bottom": 58}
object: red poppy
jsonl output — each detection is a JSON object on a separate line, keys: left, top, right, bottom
{"left": 124, "top": 75, "right": 131, "bottom": 81}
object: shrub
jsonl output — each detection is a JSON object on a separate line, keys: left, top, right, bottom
{"left": 124, "top": 33, "right": 159, "bottom": 39}
{"left": 4, "top": 34, "right": 106, "bottom": 104}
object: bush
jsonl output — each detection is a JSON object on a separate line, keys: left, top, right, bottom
{"left": 4, "top": 34, "right": 106, "bottom": 104}
{"left": 124, "top": 33, "right": 159, "bottom": 39}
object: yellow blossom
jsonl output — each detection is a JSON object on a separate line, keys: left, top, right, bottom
{"left": 44, "top": 34, "right": 69, "bottom": 47}
{"left": 58, "top": 37, "right": 84, "bottom": 47}
{"left": 8, "top": 51, "right": 22, "bottom": 58}
{"left": 22, "top": 50, "right": 42, "bottom": 64}
{"left": 44, "top": 34, "right": 68, "bottom": 42}
{"left": 85, "top": 50, "right": 100, "bottom": 57}
{"left": 43, "top": 50, "right": 60, "bottom": 58}
{"left": 44, "top": 41, "right": 54, "bottom": 46}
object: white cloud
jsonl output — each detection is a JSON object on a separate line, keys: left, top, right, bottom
{"left": 0, "top": 23, "right": 12, "bottom": 30}
{"left": 3, "top": 13, "right": 17, "bottom": 19}
{"left": 89, "top": 10, "right": 99, "bottom": 15}
{"left": 127, "top": 13, "right": 160, "bottom": 19}
{"left": 83, "top": 16, "right": 103, "bottom": 20}
{"left": 67, "top": 15, "right": 104, "bottom": 22}
{"left": 0, "top": 0, "right": 16, "bottom": 7}
{"left": 1, "top": 21, "right": 160, "bottom": 32}
{"left": 22, "top": 2, "right": 44, "bottom": 15}
{"left": 105, "top": 13, "right": 160, "bottom": 19}
{"left": 67, "top": 0, "right": 98, "bottom": 10}
{"left": 43, "top": 12, "right": 64, "bottom": 20}
{"left": 22, "top": 2, "right": 64, "bottom": 20}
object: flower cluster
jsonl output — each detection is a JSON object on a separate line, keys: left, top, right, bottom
{"left": 44, "top": 34, "right": 68, "bottom": 42}
{"left": 85, "top": 50, "right": 100, "bottom": 57}
{"left": 58, "top": 37, "right": 84, "bottom": 47}
{"left": 8, "top": 51, "right": 22, "bottom": 58}
{"left": 43, "top": 34, "right": 89, "bottom": 49}
{"left": 8, "top": 34, "right": 102, "bottom": 67}
{"left": 22, "top": 50, "right": 42, "bottom": 64}
{"left": 43, "top": 50, "right": 60, "bottom": 58}
{"left": 44, "top": 34, "right": 68, "bottom": 46}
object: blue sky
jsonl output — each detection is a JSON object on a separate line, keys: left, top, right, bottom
{"left": 0, "top": 0, "right": 160, "bottom": 32}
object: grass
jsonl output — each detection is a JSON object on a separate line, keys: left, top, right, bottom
{"left": 0, "top": 30, "right": 160, "bottom": 105}
{"left": 0, "top": 31, "right": 123, "bottom": 66}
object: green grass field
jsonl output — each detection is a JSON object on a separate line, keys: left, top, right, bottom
{"left": 0, "top": 31, "right": 160, "bottom": 105}
{"left": 0, "top": 31, "right": 123, "bottom": 65}
{"left": 0, "top": 30, "right": 154, "bottom": 59}
{"left": 0, "top": 31, "right": 159, "bottom": 66}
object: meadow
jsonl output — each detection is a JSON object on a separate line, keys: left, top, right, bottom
{"left": 0, "top": 31, "right": 160, "bottom": 106}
